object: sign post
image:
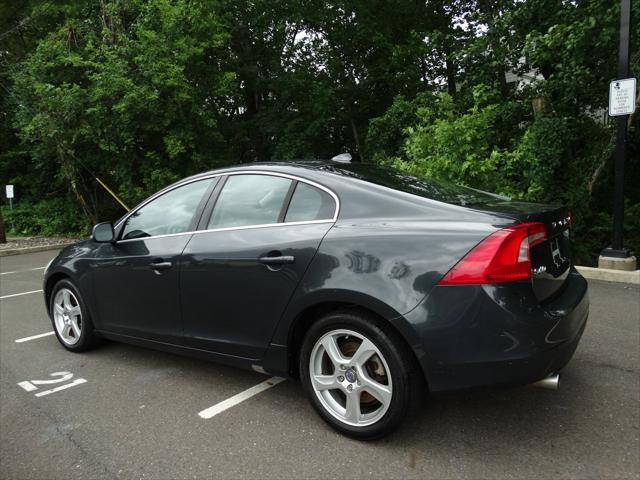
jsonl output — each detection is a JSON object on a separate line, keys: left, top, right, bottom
{"left": 5, "top": 185, "right": 14, "bottom": 234}
{"left": 600, "top": 0, "right": 636, "bottom": 270}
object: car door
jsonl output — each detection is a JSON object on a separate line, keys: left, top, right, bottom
{"left": 180, "top": 173, "right": 338, "bottom": 358}
{"left": 91, "top": 177, "right": 216, "bottom": 343}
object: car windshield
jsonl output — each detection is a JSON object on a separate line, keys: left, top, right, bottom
{"left": 315, "top": 163, "right": 508, "bottom": 206}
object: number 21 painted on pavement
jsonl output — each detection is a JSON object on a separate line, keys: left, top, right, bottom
{"left": 18, "top": 371, "right": 87, "bottom": 397}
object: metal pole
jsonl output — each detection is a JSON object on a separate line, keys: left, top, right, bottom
{"left": 9, "top": 197, "right": 13, "bottom": 232}
{"left": 607, "top": 0, "right": 632, "bottom": 257}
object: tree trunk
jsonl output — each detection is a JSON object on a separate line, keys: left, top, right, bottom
{"left": 532, "top": 96, "right": 551, "bottom": 114}
{"left": 347, "top": 104, "right": 363, "bottom": 162}
{"left": 57, "top": 143, "right": 97, "bottom": 225}
{"left": 0, "top": 208, "right": 6, "bottom": 243}
{"left": 445, "top": 55, "right": 457, "bottom": 97}
{"left": 497, "top": 64, "right": 509, "bottom": 99}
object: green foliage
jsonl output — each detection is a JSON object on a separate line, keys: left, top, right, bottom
{"left": 2, "top": 198, "right": 86, "bottom": 237}
{"left": 399, "top": 88, "right": 506, "bottom": 192}
{"left": 385, "top": 86, "right": 637, "bottom": 265}
{"left": 365, "top": 93, "right": 437, "bottom": 163}
{"left": 5, "top": 0, "right": 234, "bottom": 224}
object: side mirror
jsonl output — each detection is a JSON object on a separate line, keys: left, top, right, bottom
{"left": 92, "top": 222, "right": 115, "bottom": 243}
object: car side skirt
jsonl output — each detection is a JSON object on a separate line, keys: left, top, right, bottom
{"left": 95, "top": 331, "right": 291, "bottom": 376}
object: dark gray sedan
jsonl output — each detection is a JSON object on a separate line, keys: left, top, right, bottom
{"left": 43, "top": 161, "right": 588, "bottom": 439}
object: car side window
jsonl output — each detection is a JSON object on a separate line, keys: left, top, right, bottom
{"left": 208, "top": 174, "right": 292, "bottom": 229}
{"left": 121, "top": 179, "right": 212, "bottom": 240}
{"left": 285, "top": 182, "right": 335, "bottom": 223}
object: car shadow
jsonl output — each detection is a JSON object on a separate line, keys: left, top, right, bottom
{"left": 388, "top": 362, "right": 590, "bottom": 449}
{"left": 80, "top": 338, "right": 593, "bottom": 452}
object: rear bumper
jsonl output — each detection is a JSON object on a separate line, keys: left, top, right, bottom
{"left": 400, "top": 268, "right": 589, "bottom": 393}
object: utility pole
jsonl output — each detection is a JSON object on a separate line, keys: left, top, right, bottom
{"left": 600, "top": 0, "right": 637, "bottom": 271}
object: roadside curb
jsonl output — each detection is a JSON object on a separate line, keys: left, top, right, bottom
{"left": 576, "top": 266, "right": 640, "bottom": 285}
{"left": 0, "top": 242, "right": 76, "bottom": 257}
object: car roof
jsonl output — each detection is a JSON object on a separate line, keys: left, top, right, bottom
{"left": 185, "top": 161, "right": 506, "bottom": 208}
{"left": 193, "top": 160, "right": 349, "bottom": 177}
{"left": 119, "top": 160, "right": 518, "bottom": 227}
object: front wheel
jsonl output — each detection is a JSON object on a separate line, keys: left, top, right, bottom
{"left": 299, "top": 309, "right": 421, "bottom": 439}
{"left": 49, "top": 279, "right": 99, "bottom": 352}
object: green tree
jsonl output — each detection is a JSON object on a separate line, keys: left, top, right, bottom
{"left": 9, "top": 0, "right": 234, "bottom": 224}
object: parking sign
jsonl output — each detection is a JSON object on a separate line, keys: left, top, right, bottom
{"left": 609, "top": 78, "right": 637, "bottom": 116}
{"left": 5, "top": 185, "right": 14, "bottom": 199}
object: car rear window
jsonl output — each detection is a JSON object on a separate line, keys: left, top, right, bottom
{"left": 285, "top": 183, "right": 335, "bottom": 223}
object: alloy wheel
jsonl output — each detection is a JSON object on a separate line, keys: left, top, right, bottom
{"left": 53, "top": 288, "right": 83, "bottom": 346}
{"left": 309, "top": 329, "right": 393, "bottom": 427}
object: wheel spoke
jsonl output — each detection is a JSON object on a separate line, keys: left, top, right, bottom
{"left": 68, "top": 305, "right": 81, "bottom": 318}
{"left": 62, "top": 290, "right": 72, "bottom": 310}
{"left": 61, "top": 324, "right": 72, "bottom": 338}
{"left": 359, "top": 373, "right": 392, "bottom": 407}
{"left": 344, "top": 391, "right": 361, "bottom": 423}
{"left": 54, "top": 303, "right": 65, "bottom": 315}
{"left": 311, "top": 374, "right": 339, "bottom": 391}
{"left": 321, "top": 335, "right": 349, "bottom": 366}
{"left": 70, "top": 318, "right": 81, "bottom": 337}
{"left": 349, "top": 338, "right": 377, "bottom": 368}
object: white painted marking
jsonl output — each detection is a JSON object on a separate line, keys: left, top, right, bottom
{"left": 18, "top": 372, "right": 73, "bottom": 392}
{"left": 0, "top": 266, "right": 47, "bottom": 276}
{"left": 0, "top": 289, "right": 43, "bottom": 299}
{"left": 35, "top": 378, "right": 87, "bottom": 397}
{"left": 15, "top": 331, "right": 55, "bottom": 343}
{"left": 198, "top": 376, "right": 285, "bottom": 419}
{"left": 31, "top": 371, "right": 74, "bottom": 385}
{"left": 17, "top": 381, "right": 38, "bottom": 392}
{"left": 18, "top": 372, "right": 87, "bottom": 397}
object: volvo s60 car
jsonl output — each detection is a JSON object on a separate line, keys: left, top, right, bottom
{"left": 43, "top": 161, "right": 589, "bottom": 439}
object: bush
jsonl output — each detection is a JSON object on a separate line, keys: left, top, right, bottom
{"left": 1, "top": 198, "right": 86, "bottom": 237}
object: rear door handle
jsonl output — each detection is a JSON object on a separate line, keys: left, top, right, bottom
{"left": 149, "top": 261, "right": 173, "bottom": 271}
{"left": 258, "top": 255, "right": 295, "bottom": 266}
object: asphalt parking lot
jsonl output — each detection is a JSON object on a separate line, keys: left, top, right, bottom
{"left": 1, "top": 250, "right": 639, "bottom": 479}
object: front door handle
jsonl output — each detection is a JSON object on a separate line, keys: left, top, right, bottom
{"left": 149, "top": 261, "right": 173, "bottom": 271}
{"left": 258, "top": 255, "right": 295, "bottom": 266}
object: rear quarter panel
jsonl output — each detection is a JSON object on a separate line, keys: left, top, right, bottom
{"left": 270, "top": 209, "right": 516, "bottom": 348}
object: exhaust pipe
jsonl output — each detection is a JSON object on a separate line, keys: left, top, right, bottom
{"left": 531, "top": 373, "right": 560, "bottom": 390}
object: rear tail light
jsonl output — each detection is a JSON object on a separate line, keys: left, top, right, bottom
{"left": 438, "top": 222, "right": 547, "bottom": 285}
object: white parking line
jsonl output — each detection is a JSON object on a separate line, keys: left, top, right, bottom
{"left": 0, "top": 289, "right": 43, "bottom": 300}
{"left": 198, "top": 376, "right": 286, "bottom": 419}
{"left": 15, "top": 331, "right": 55, "bottom": 343}
{"left": 0, "top": 267, "right": 47, "bottom": 276}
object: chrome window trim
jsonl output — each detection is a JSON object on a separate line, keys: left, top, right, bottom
{"left": 114, "top": 170, "right": 340, "bottom": 243}
{"left": 116, "top": 219, "right": 335, "bottom": 244}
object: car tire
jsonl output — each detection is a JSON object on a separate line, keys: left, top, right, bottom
{"left": 49, "top": 279, "right": 99, "bottom": 352}
{"left": 299, "top": 308, "right": 422, "bottom": 440}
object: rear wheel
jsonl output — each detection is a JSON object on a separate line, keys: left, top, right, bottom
{"left": 299, "top": 309, "right": 420, "bottom": 439}
{"left": 49, "top": 279, "right": 98, "bottom": 352}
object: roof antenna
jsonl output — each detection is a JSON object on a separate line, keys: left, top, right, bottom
{"left": 331, "top": 153, "right": 352, "bottom": 163}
